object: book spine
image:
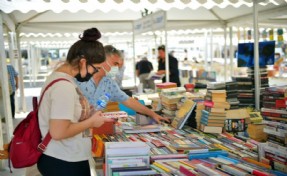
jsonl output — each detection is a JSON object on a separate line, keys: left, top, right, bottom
{"left": 179, "top": 166, "right": 197, "bottom": 176}
{"left": 219, "top": 165, "right": 249, "bottom": 176}
{"left": 196, "top": 164, "right": 221, "bottom": 176}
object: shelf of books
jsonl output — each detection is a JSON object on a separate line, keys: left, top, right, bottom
{"left": 91, "top": 84, "right": 287, "bottom": 176}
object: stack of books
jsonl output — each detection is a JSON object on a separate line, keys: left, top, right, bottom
{"left": 234, "top": 66, "right": 269, "bottom": 109}
{"left": 200, "top": 90, "right": 228, "bottom": 134}
{"left": 105, "top": 142, "right": 158, "bottom": 176}
{"left": 195, "top": 102, "right": 204, "bottom": 130}
{"left": 260, "top": 86, "right": 287, "bottom": 173}
{"left": 155, "top": 82, "right": 177, "bottom": 93}
{"left": 225, "top": 81, "right": 240, "bottom": 109}
{"left": 206, "top": 82, "right": 226, "bottom": 90}
{"left": 160, "top": 87, "right": 186, "bottom": 120}
{"left": 171, "top": 99, "right": 196, "bottom": 129}
{"left": 225, "top": 109, "right": 250, "bottom": 133}
{"left": 248, "top": 66, "right": 269, "bottom": 108}
{"left": 234, "top": 76, "right": 255, "bottom": 108}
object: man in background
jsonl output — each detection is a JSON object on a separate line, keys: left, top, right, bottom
{"left": 7, "top": 63, "right": 18, "bottom": 118}
{"left": 136, "top": 56, "right": 154, "bottom": 89}
{"left": 114, "top": 50, "right": 125, "bottom": 88}
{"left": 157, "top": 45, "right": 181, "bottom": 87}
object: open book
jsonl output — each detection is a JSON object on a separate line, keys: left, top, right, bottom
{"left": 146, "top": 71, "right": 164, "bottom": 80}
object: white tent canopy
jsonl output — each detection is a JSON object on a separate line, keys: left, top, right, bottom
{"left": 1, "top": 0, "right": 287, "bottom": 36}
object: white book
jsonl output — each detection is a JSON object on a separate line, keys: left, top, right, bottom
{"left": 118, "top": 170, "right": 157, "bottom": 176}
{"left": 110, "top": 162, "right": 147, "bottom": 169}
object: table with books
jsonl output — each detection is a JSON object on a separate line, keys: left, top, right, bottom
{"left": 90, "top": 83, "right": 287, "bottom": 176}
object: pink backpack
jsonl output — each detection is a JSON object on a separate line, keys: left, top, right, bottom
{"left": 9, "top": 78, "right": 69, "bottom": 169}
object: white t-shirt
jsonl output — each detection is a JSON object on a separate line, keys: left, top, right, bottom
{"left": 38, "top": 72, "right": 91, "bottom": 162}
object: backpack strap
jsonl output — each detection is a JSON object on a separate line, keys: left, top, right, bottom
{"left": 37, "top": 78, "right": 71, "bottom": 153}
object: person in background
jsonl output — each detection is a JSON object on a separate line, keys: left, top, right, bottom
{"left": 77, "top": 45, "right": 168, "bottom": 124}
{"left": 157, "top": 45, "right": 181, "bottom": 87}
{"left": 37, "top": 28, "right": 113, "bottom": 176}
{"left": 7, "top": 63, "right": 18, "bottom": 118}
{"left": 114, "top": 50, "right": 125, "bottom": 88}
{"left": 274, "top": 53, "right": 284, "bottom": 77}
{"left": 136, "top": 56, "right": 155, "bottom": 89}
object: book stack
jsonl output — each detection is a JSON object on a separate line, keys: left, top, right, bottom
{"left": 248, "top": 66, "right": 269, "bottom": 108}
{"left": 206, "top": 82, "right": 226, "bottom": 90}
{"left": 247, "top": 66, "right": 269, "bottom": 88}
{"left": 195, "top": 102, "right": 204, "bottom": 130}
{"left": 225, "top": 81, "right": 240, "bottom": 109}
{"left": 171, "top": 99, "right": 196, "bottom": 129}
{"left": 260, "top": 86, "right": 287, "bottom": 173}
{"left": 155, "top": 82, "right": 177, "bottom": 93}
{"left": 233, "top": 76, "right": 255, "bottom": 108}
{"left": 234, "top": 66, "right": 269, "bottom": 109}
{"left": 160, "top": 87, "right": 186, "bottom": 121}
{"left": 225, "top": 109, "right": 250, "bottom": 133}
{"left": 200, "top": 90, "right": 228, "bottom": 134}
{"left": 247, "top": 111, "right": 266, "bottom": 141}
{"left": 105, "top": 142, "right": 158, "bottom": 176}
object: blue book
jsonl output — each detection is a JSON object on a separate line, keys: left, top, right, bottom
{"left": 188, "top": 151, "right": 228, "bottom": 160}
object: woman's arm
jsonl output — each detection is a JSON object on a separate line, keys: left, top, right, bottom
{"left": 49, "top": 111, "right": 113, "bottom": 140}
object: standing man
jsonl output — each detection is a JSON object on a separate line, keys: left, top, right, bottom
{"left": 136, "top": 56, "right": 154, "bottom": 89}
{"left": 157, "top": 45, "right": 181, "bottom": 87}
{"left": 7, "top": 63, "right": 18, "bottom": 118}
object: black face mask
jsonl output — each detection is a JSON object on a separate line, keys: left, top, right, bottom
{"left": 74, "top": 66, "right": 93, "bottom": 82}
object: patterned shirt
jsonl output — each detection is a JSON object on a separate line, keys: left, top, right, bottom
{"left": 77, "top": 76, "right": 129, "bottom": 108}
{"left": 7, "top": 65, "right": 18, "bottom": 92}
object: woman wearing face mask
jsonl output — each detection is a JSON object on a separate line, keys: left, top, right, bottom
{"left": 37, "top": 28, "right": 113, "bottom": 176}
{"left": 77, "top": 45, "right": 168, "bottom": 124}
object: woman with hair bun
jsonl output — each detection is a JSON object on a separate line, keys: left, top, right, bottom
{"left": 37, "top": 28, "right": 113, "bottom": 175}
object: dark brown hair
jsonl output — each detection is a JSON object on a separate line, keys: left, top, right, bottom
{"left": 157, "top": 45, "right": 165, "bottom": 52}
{"left": 66, "top": 28, "right": 105, "bottom": 67}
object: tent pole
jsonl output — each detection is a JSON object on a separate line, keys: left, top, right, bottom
{"left": 0, "top": 14, "right": 14, "bottom": 146}
{"left": 210, "top": 29, "right": 213, "bottom": 69}
{"left": 8, "top": 32, "right": 19, "bottom": 114}
{"left": 132, "top": 24, "right": 136, "bottom": 87}
{"left": 16, "top": 31, "right": 27, "bottom": 112}
{"left": 224, "top": 26, "right": 227, "bottom": 82}
{"left": 229, "top": 26, "right": 234, "bottom": 78}
{"left": 204, "top": 30, "right": 208, "bottom": 68}
{"left": 253, "top": 0, "right": 260, "bottom": 110}
{"left": 165, "top": 23, "right": 169, "bottom": 82}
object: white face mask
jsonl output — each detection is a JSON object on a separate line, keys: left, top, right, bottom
{"left": 108, "top": 66, "right": 119, "bottom": 78}
{"left": 104, "top": 61, "right": 119, "bottom": 78}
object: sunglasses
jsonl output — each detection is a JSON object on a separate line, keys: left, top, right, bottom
{"left": 89, "top": 64, "right": 100, "bottom": 75}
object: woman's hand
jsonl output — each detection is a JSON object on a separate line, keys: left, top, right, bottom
{"left": 89, "top": 111, "right": 114, "bottom": 128}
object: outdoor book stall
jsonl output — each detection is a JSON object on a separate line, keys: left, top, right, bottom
{"left": 90, "top": 82, "right": 287, "bottom": 175}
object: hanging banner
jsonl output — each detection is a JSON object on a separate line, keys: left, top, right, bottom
{"left": 277, "top": 28, "right": 283, "bottom": 42}
{"left": 269, "top": 29, "right": 274, "bottom": 40}
{"left": 133, "top": 10, "right": 166, "bottom": 35}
